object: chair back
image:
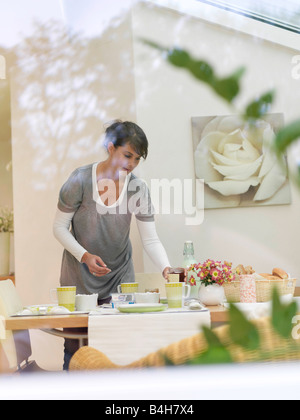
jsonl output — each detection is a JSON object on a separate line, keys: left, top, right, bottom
{"left": 0, "top": 280, "right": 23, "bottom": 317}
{"left": 0, "top": 280, "right": 32, "bottom": 373}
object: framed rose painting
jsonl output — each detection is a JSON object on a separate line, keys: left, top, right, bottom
{"left": 191, "top": 114, "right": 291, "bottom": 209}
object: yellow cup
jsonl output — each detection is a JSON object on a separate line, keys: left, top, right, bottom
{"left": 50, "top": 286, "right": 76, "bottom": 312}
{"left": 165, "top": 282, "right": 190, "bottom": 308}
{"left": 117, "top": 283, "right": 139, "bottom": 294}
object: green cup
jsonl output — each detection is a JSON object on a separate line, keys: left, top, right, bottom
{"left": 165, "top": 282, "right": 191, "bottom": 308}
{"left": 51, "top": 286, "right": 76, "bottom": 312}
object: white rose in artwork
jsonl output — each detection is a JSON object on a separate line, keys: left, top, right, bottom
{"left": 194, "top": 115, "right": 288, "bottom": 206}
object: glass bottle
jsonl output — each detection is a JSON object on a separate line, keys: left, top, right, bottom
{"left": 183, "top": 241, "right": 198, "bottom": 299}
{"left": 183, "top": 240, "right": 197, "bottom": 268}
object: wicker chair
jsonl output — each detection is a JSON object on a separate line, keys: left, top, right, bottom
{"left": 69, "top": 316, "right": 300, "bottom": 371}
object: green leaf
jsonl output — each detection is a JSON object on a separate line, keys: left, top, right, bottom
{"left": 271, "top": 287, "right": 297, "bottom": 339}
{"left": 232, "top": 67, "right": 247, "bottom": 80}
{"left": 138, "top": 38, "right": 167, "bottom": 53}
{"left": 211, "top": 67, "right": 245, "bottom": 103}
{"left": 203, "top": 325, "right": 224, "bottom": 347}
{"left": 245, "top": 90, "right": 275, "bottom": 120}
{"left": 229, "top": 304, "right": 260, "bottom": 350}
{"left": 189, "top": 326, "right": 232, "bottom": 365}
{"left": 167, "top": 48, "right": 191, "bottom": 68}
{"left": 188, "top": 59, "right": 214, "bottom": 83}
{"left": 274, "top": 119, "right": 300, "bottom": 154}
{"left": 212, "top": 77, "right": 239, "bottom": 103}
{"left": 189, "top": 346, "right": 233, "bottom": 365}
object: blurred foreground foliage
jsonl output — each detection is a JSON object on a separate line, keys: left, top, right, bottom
{"left": 164, "top": 289, "right": 298, "bottom": 366}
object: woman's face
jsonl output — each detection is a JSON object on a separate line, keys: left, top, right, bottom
{"left": 108, "top": 142, "right": 141, "bottom": 176}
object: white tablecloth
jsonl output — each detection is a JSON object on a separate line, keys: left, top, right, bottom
{"left": 88, "top": 308, "right": 211, "bottom": 366}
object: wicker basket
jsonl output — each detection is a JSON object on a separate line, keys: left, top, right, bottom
{"left": 224, "top": 278, "right": 296, "bottom": 303}
{"left": 223, "top": 281, "right": 241, "bottom": 303}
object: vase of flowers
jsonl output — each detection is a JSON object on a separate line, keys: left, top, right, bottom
{"left": 0, "top": 207, "right": 14, "bottom": 275}
{"left": 196, "top": 259, "right": 234, "bottom": 306}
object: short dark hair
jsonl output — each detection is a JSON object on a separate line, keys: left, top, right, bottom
{"left": 104, "top": 120, "right": 148, "bottom": 160}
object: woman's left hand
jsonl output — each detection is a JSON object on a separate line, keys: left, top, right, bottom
{"left": 162, "top": 267, "right": 172, "bottom": 280}
{"left": 162, "top": 267, "right": 188, "bottom": 282}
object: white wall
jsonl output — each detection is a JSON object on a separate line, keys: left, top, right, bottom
{"left": 132, "top": 2, "right": 300, "bottom": 280}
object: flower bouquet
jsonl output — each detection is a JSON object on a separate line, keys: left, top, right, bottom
{"left": 189, "top": 259, "right": 235, "bottom": 286}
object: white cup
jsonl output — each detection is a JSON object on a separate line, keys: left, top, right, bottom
{"left": 75, "top": 294, "right": 98, "bottom": 311}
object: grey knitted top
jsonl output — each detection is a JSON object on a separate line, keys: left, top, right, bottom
{"left": 57, "top": 163, "right": 154, "bottom": 299}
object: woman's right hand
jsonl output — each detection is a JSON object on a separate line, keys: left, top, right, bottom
{"left": 81, "top": 252, "right": 111, "bottom": 277}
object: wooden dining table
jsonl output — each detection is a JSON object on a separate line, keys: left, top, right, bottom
{"left": 4, "top": 288, "right": 300, "bottom": 332}
{"left": 4, "top": 305, "right": 228, "bottom": 332}
{"left": 0, "top": 306, "right": 226, "bottom": 372}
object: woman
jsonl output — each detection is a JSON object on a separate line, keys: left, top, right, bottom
{"left": 53, "top": 121, "right": 171, "bottom": 368}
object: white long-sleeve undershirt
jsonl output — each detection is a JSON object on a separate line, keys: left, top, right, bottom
{"left": 53, "top": 209, "right": 170, "bottom": 273}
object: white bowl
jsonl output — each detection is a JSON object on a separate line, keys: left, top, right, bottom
{"left": 134, "top": 292, "right": 160, "bottom": 304}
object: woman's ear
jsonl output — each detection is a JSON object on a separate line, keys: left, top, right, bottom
{"left": 107, "top": 141, "right": 116, "bottom": 155}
